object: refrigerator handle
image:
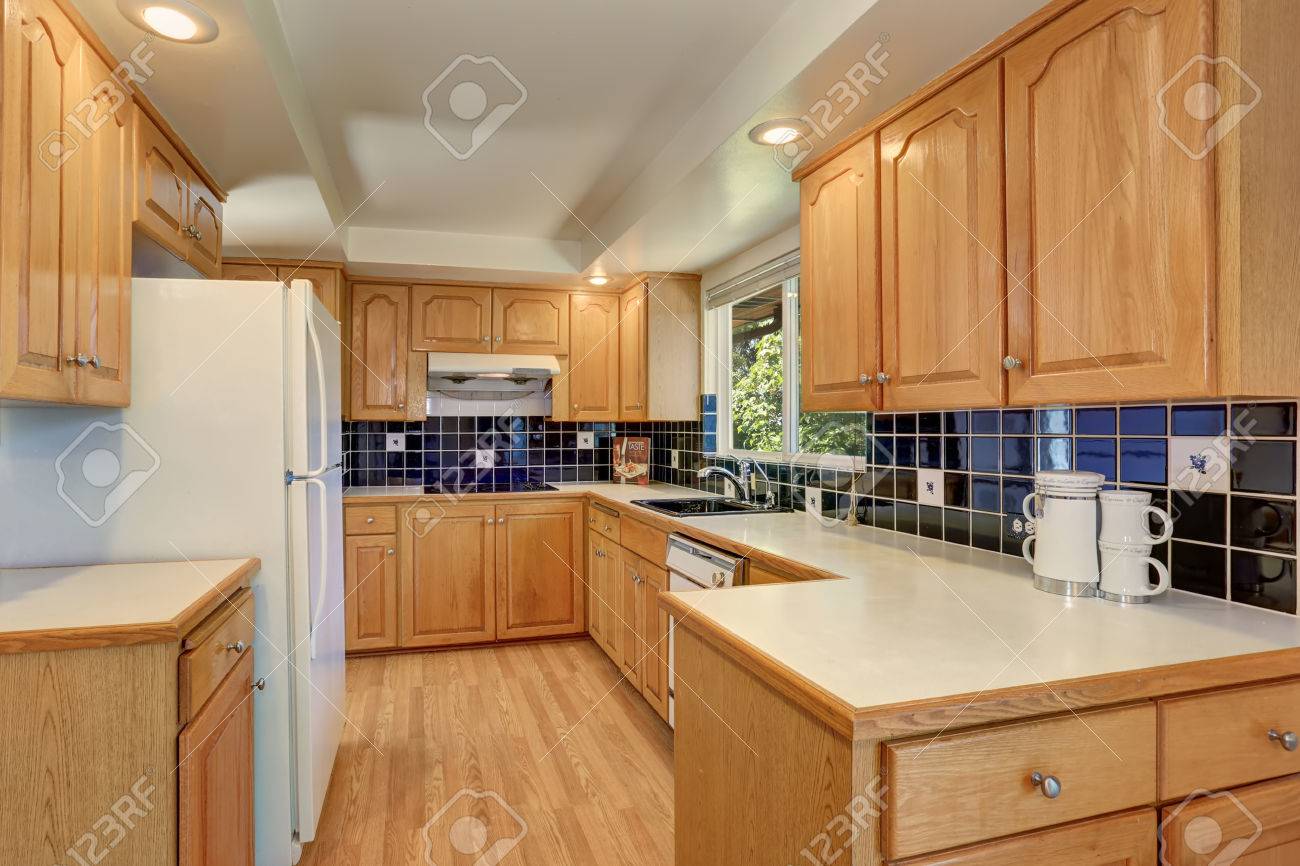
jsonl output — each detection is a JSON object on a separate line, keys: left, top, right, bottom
{"left": 303, "top": 474, "right": 330, "bottom": 660}
{"left": 304, "top": 294, "right": 330, "bottom": 476}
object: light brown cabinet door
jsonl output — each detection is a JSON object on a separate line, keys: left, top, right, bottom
{"left": 495, "top": 500, "right": 584, "bottom": 639}
{"left": 222, "top": 261, "right": 280, "bottom": 281}
{"left": 178, "top": 650, "right": 255, "bottom": 866}
{"left": 618, "top": 285, "right": 648, "bottom": 420}
{"left": 1004, "top": 0, "right": 1214, "bottom": 403}
{"left": 186, "top": 175, "right": 222, "bottom": 278}
{"left": 881, "top": 60, "right": 1005, "bottom": 410}
{"left": 133, "top": 107, "right": 188, "bottom": 254}
{"left": 799, "top": 134, "right": 882, "bottom": 412}
{"left": 401, "top": 503, "right": 496, "bottom": 647}
{"left": 493, "top": 288, "right": 569, "bottom": 354}
{"left": 411, "top": 284, "right": 492, "bottom": 352}
{"left": 280, "top": 266, "right": 342, "bottom": 322}
{"left": 343, "top": 534, "right": 398, "bottom": 651}
{"left": 568, "top": 293, "right": 620, "bottom": 420}
{"left": 898, "top": 808, "right": 1155, "bottom": 865}
{"left": 587, "top": 533, "right": 618, "bottom": 662}
{"left": 350, "top": 283, "right": 412, "bottom": 420}
{"left": 0, "top": 0, "right": 80, "bottom": 403}
{"left": 1161, "top": 775, "right": 1300, "bottom": 865}
{"left": 618, "top": 554, "right": 645, "bottom": 689}
{"left": 639, "top": 560, "right": 670, "bottom": 721}
{"left": 73, "top": 44, "right": 132, "bottom": 407}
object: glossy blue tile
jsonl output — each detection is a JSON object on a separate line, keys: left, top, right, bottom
{"left": 701, "top": 413, "right": 717, "bottom": 433}
{"left": 1076, "top": 438, "right": 1117, "bottom": 481}
{"left": 701, "top": 393, "right": 717, "bottom": 413}
{"left": 875, "top": 414, "right": 895, "bottom": 434}
{"left": 1038, "top": 437, "right": 1073, "bottom": 471}
{"left": 1231, "top": 440, "right": 1296, "bottom": 495}
{"left": 971, "top": 411, "right": 1000, "bottom": 435}
{"left": 971, "top": 475, "right": 1001, "bottom": 512}
{"left": 944, "top": 436, "right": 970, "bottom": 470}
{"left": 919, "top": 413, "right": 942, "bottom": 434}
{"left": 1002, "top": 410, "right": 1033, "bottom": 435}
{"left": 971, "top": 437, "right": 1001, "bottom": 473}
{"left": 918, "top": 436, "right": 943, "bottom": 469}
{"left": 873, "top": 436, "right": 894, "bottom": 466}
{"left": 1171, "top": 404, "right": 1226, "bottom": 436}
{"left": 894, "top": 436, "right": 918, "bottom": 467}
{"left": 1120, "top": 438, "right": 1168, "bottom": 484}
{"left": 1036, "top": 409, "right": 1072, "bottom": 435}
{"left": 1120, "top": 405, "right": 1167, "bottom": 436}
{"left": 1002, "top": 477, "right": 1034, "bottom": 515}
{"left": 895, "top": 414, "right": 918, "bottom": 434}
{"left": 944, "top": 411, "right": 970, "bottom": 434}
{"left": 1002, "top": 437, "right": 1034, "bottom": 476}
{"left": 1232, "top": 402, "right": 1297, "bottom": 437}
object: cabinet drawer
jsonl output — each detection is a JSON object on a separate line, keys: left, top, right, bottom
{"left": 1159, "top": 679, "right": 1300, "bottom": 800}
{"left": 587, "top": 503, "right": 621, "bottom": 543}
{"left": 620, "top": 516, "right": 665, "bottom": 565}
{"left": 345, "top": 504, "right": 397, "bottom": 534}
{"left": 748, "top": 563, "right": 797, "bottom": 585}
{"left": 180, "top": 590, "right": 255, "bottom": 725}
{"left": 883, "top": 703, "right": 1156, "bottom": 859}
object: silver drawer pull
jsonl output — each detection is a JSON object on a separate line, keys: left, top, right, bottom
{"left": 1268, "top": 729, "right": 1298, "bottom": 751}
{"left": 366, "top": 516, "right": 375, "bottom": 524}
{"left": 1029, "top": 771, "right": 1062, "bottom": 799}
{"left": 224, "top": 640, "right": 246, "bottom": 653}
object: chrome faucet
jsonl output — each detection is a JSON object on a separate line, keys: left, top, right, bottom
{"left": 697, "top": 466, "right": 749, "bottom": 501}
{"left": 697, "top": 459, "right": 775, "bottom": 507}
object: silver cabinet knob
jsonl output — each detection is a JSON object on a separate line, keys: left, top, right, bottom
{"left": 1269, "top": 729, "right": 1298, "bottom": 751}
{"left": 87, "top": 355, "right": 100, "bottom": 369}
{"left": 859, "top": 373, "right": 869, "bottom": 385}
{"left": 482, "top": 335, "right": 490, "bottom": 342}
{"left": 66, "top": 354, "right": 89, "bottom": 367}
{"left": 875, "top": 372, "right": 890, "bottom": 384}
{"left": 366, "top": 516, "right": 375, "bottom": 524}
{"left": 386, "top": 548, "right": 395, "bottom": 556}
{"left": 225, "top": 640, "right": 246, "bottom": 653}
{"left": 495, "top": 336, "right": 503, "bottom": 342}
{"left": 1003, "top": 355, "right": 1024, "bottom": 370}
{"left": 194, "top": 228, "right": 203, "bottom": 241}
{"left": 253, "top": 677, "right": 266, "bottom": 692}
{"left": 1030, "top": 771, "right": 1062, "bottom": 799}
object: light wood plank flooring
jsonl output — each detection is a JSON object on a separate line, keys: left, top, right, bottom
{"left": 299, "top": 639, "right": 674, "bottom": 866}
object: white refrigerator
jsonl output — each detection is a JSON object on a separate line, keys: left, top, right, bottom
{"left": 0, "top": 278, "right": 346, "bottom": 866}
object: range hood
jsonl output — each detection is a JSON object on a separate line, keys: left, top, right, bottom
{"left": 426, "top": 352, "right": 561, "bottom": 400}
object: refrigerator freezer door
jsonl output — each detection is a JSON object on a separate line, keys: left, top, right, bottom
{"left": 285, "top": 282, "right": 346, "bottom": 844}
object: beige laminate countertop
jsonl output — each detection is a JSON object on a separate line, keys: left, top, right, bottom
{"left": 345, "top": 483, "right": 1300, "bottom": 733}
{"left": 0, "top": 557, "right": 259, "bottom": 653}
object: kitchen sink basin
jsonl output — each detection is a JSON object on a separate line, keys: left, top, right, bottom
{"left": 630, "top": 496, "right": 791, "bottom": 517}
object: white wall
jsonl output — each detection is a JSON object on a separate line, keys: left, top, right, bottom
{"left": 699, "top": 223, "right": 799, "bottom": 293}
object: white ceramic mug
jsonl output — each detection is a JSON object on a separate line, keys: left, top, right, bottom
{"left": 1021, "top": 471, "right": 1106, "bottom": 596}
{"left": 1099, "top": 490, "right": 1173, "bottom": 545}
{"left": 1097, "top": 541, "right": 1171, "bottom": 603}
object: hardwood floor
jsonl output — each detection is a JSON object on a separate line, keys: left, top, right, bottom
{"left": 299, "top": 639, "right": 674, "bottom": 866}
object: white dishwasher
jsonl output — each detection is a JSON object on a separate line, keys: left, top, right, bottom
{"left": 665, "top": 534, "right": 742, "bottom": 727}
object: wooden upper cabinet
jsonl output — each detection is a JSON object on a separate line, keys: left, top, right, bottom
{"left": 72, "top": 43, "right": 133, "bottom": 407}
{"left": 185, "top": 174, "right": 222, "bottom": 278}
{"left": 568, "top": 293, "right": 620, "bottom": 420}
{"left": 619, "top": 284, "right": 648, "bottom": 420}
{"left": 178, "top": 650, "right": 255, "bottom": 866}
{"left": 134, "top": 106, "right": 187, "bottom": 251}
{"left": 493, "top": 288, "right": 568, "bottom": 354}
{"left": 1003, "top": 0, "right": 1214, "bottom": 403}
{"left": 278, "top": 265, "right": 342, "bottom": 322}
{"left": 0, "top": 0, "right": 81, "bottom": 403}
{"left": 411, "top": 284, "right": 492, "bottom": 352}
{"left": 343, "top": 534, "right": 398, "bottom": 651}
{"left": 495, "top": 500, "right": 584, "bottom": 640}
{"left": 1161, "top": 775, "right": 1300, "bottom": 865}
{"left": 799, "top": 134, "right": 881, "bottom": 412}
{"left": 350, "top": 283, "right": 412, "bottom": 420}
{"left": 881, "top": 61, "right": 1005, "bottom": 410}
{"left": 401, "top": 503, "right": 496, "bottom": 647}
{"left": 222, "top": 261, "right": 280, "bottom": 281}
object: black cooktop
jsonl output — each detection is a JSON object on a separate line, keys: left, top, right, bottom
{"left": 422, "top": 481, "right": 559, "bottom": 495}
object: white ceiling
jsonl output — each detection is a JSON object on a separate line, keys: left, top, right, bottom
{"left": 73, "top": 0, "right": 1049, "bottom": 281}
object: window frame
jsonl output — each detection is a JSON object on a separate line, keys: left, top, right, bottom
{"left": 713, "top": 276, "right": 865, "bottom": 470}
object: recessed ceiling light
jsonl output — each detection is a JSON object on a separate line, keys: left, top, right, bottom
{"left": 586, "top": 276, "right": 610, "bottom": 286}
{"left": 748, "top": 118, "right": 812, "bottom": 147}
{"left": 118, "top": 0, "right": 219, "bottom": 43}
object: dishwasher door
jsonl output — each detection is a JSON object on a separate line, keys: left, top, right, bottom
{"left": 665, "top": 535, "right": 743, "bottom": 727}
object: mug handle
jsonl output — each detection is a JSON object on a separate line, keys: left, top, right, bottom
{"left": 1144, "top": 505, "right": 1174, "bottom": 544}
{"left": 1023, "top": 492, "right": 1040, "bottom": 521}
{"left": 1022, "top": 535, "right": 1036, "bottom": 566}
{"left": 1142, "top": 557, "right": 1171, "bottom": 595}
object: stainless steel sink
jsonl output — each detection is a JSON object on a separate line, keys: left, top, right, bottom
{"left": 630, "top": 496, "right": 791, "bottom": 517}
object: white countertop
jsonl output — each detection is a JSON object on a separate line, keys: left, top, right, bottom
{"left": 0, "top": 558, "right": 255, "bottom": 635}
{"left": 344, "top": 482, "right": 1300, "bottom": 714}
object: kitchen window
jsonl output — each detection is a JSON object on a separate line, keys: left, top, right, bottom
{"left": 708, "top": 262, "right": 868, "bottom": 467}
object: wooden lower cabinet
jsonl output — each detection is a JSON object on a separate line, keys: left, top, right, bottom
{"left": 587, "top": 531, "right": 619, "bottom": 660}
{"left": 639, "top": 561, "right": 670, "bottom": 719}
{"left": 401, "top": 503, "right": 497, "bottom": 647}
{"left": 495, "top": 500, "right": 584, "bottom": 639}
{"left": 342, "top": 533, "right": 399, "bottom": 651}
{"left": 178, "top": 649, "right": 255, "bottom": 866}
{"left": 1160, "top": 775, "right": 1300, "bottom": 865}
{"left": 617, "top": 553, "right": 646, "bottom": 687}
{"left": 898, "top": 809, "right": 1156, "bottom": 865}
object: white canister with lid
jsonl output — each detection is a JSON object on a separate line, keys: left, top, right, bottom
{"left": 1021, "top": 470, "right": 1107, "bottom": 597}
